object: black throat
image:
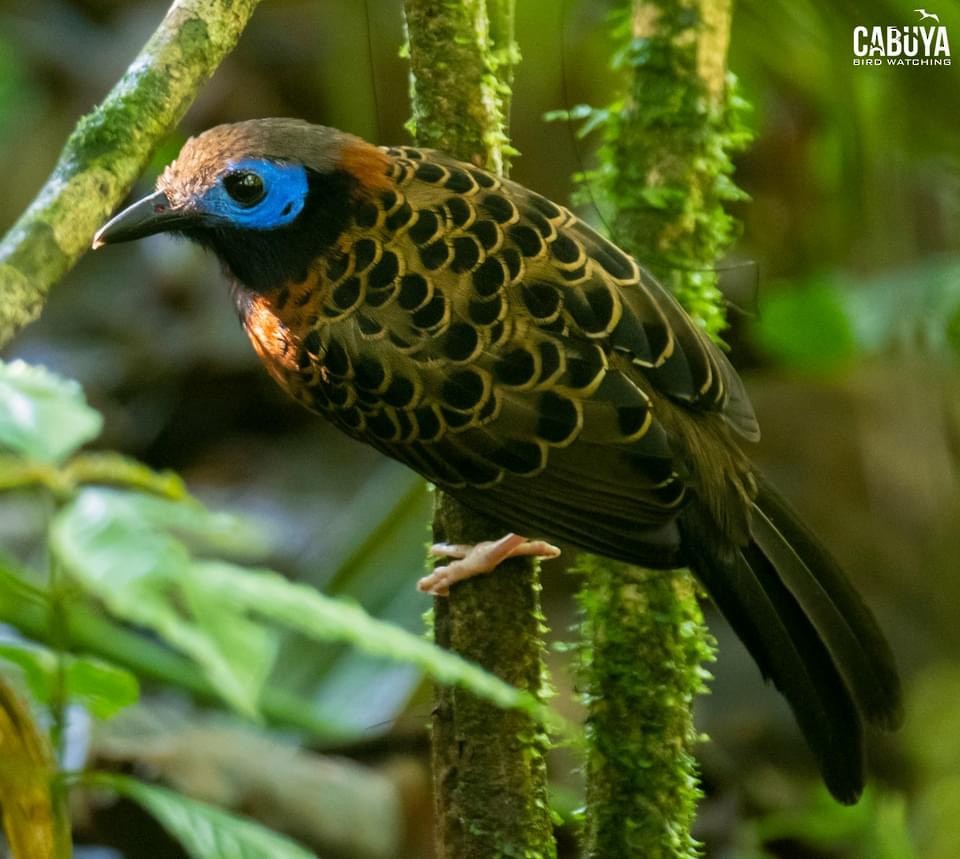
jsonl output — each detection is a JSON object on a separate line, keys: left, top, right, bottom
{"left": 190, "top": 168, "right": 358, "bottom": 294}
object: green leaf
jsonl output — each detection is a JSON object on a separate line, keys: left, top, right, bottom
{"left": 64, "top": 452, "right": 191, "bottom": 500}
{"left": 49, "top": 487, "right": 568, "bottom": 735}
{"left": 0, "top": 557, "right": 353, "bottom": 738}
{"left": 756, "top": 785, "right": 874, "bottom": 844}
{"left": 755, "top": 785, "right": 915, "bottom": 859}
{"left": 65, "top": 655, "right": 140, "bottom": 719}
{"left": 543, "top": 103, "right": 594, "bottom": 124}
{"left": 0, "top": 639, "right": 138, "bottom": 719}
{"left": 195, "top": 559, "right": 564, "bottom": 730}
{"left": 51, "top": 488, "right": 276, "bottom": 717}
{"left": 0, "top": 361, "right": 102, "bottom": 463}
{"left": 271, "top": 470, "right": 431, "bottom": 735}
{"left": 89, "top": 774, "right": 316, "bottom": 859}
{"left": 180, "top": 574, "right": 277, "bottom": 715}
{"left": 0, "top": 640, "right": 58, "bottom": 704}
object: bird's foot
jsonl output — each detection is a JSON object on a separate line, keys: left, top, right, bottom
{"left": 418, "top": 533, "right": 561, "bottom": 597}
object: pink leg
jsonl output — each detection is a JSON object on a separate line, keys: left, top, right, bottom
{"left": 418, "top": 533, "right": 561, "bottom": 597}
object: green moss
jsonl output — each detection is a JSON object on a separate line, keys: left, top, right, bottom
{"left": 576, "top": 557, "right": 716, "bottom": 858}
{"left": 428, "top": 494, "right": 557, "bottom": 858}
{"left": 404, "top": 5, "right": 554, "bottom": 854}
{"left": 568, "top": 1, "right": 752, "bottom": 341}
{"left": 173, "top": 16, "right": 213, "bottom": 64}
{"left": 1, "top": 217, "right": 72, "bottom": 342}
{"left": 566, "top": 2, "right": 749, "bottom": 856}
{"left": 404, "top": 0, "right": 512, "bottom": 174}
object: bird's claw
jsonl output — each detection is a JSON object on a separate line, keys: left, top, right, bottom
{"left": 418, "top": 533, "right": 561, "bottom": 596}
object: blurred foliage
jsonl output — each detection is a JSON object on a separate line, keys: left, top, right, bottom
{"left": 0, "top": 0, "right": 956, "bottom": 856}
{"left": 751, "top": 788, "right": 913, "bottom": 859}
{"left": 751, "top": 277, "right": 859, "bottom": 372}
{"left": 905, "top": 662, "right": 960, "bottom": 859}
{"left": 752, "top": 258, "right": 960, "bottom": 372}
{"left": 0, "top": 361, "right": 102, "bottom": 463}
{"left": 86, "top": 774, "right": 317, "bottom": 859}
{"left": 0, "top": 358, "right": 559, "bottom": 856}
{"left": 0, "top": 636, "right": 138, "bottom": 721}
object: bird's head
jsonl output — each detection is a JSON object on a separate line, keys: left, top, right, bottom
{"left": 94, "top": 118, "right": 391, "bottom": 291}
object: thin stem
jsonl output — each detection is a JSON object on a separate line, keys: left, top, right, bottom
{"left": 39, "top": 493, "right": 73, "bottom": 858}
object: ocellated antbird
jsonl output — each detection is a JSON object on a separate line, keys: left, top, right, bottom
{"left": 94, "top": 118, "right": 902, "bottom": 803}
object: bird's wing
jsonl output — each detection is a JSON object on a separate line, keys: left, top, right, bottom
{"left": 402, "top": 148, "right": 759, "bottom": 439}
{"left": 545, "top": 183, "right": 760, "bottom": 441}
{"left": 294, "top": 147, "right": 757, "bottom": 553}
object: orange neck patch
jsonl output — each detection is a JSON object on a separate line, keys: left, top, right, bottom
{"left": 242, "top": 293, "right": 299, "bottom": 381}
{"left": 338, "top": 139, "right": 392, "bottom": 193}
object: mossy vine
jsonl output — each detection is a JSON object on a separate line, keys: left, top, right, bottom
{"left": 563, "top": 1, "right": 753, "bottom": 856}
{"left": 403, "top": 3, "right": 555, "bottom": 856}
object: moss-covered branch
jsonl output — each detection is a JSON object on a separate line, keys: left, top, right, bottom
{"left": 578, "top": 561, "right": 714, "bottom": 857}
{"left": 404, "top": 2, "right": 555, "bottom": 856}
{"left": 0, "top": 0, "right": 264, "bottom": 349}
{"left": 404, "top": 0, "right": 513, "bottom": 176}
{"left": 431, "top": 495, "right": 554, "bottom": 858}
{"left": 573, "top": 1, "right": 750, "bottom": 856}
{"left": 577, "top": 0, "right": 749, "bottom": 339}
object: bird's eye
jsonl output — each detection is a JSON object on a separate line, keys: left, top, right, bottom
{"left": 223, "top": 171, "right": 266, "bottom": 206}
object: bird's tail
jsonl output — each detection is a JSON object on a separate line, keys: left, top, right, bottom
{"left": 679, "top": 471, "right": 903, "bottom": 803}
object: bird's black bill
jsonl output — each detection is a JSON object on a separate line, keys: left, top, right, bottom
{"left": 92, "top": 190, "right": 193, "bottom": 248}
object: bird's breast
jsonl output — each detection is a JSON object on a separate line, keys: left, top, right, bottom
{"left": 234, "top": 279, "right": 332, "bottom": 408}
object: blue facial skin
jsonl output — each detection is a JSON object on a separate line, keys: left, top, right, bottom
{"left": 196, "top": 158, "right": 309, "bottom": 230}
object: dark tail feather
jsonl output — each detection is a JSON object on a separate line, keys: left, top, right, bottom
{"left": 680, "top": 474, "right": 903, "bottom": 804}
{"left": 750, "top": 473, "right": 903, "bottom": 731}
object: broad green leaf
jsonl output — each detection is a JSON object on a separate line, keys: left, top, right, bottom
{"left": 195, "top": 559, "right": 562, "bottom": 728}
{"left": 0, "top": 360, "right": 102, "bottom": 463}
{"left": 0, "top": 638, "right": 139, "bottom": 719}
{"left": 53, "top": 485, "right": 268, "bottom": 565}
{"left": 756, "top": 785, "right": 875, "bottom": 844}
{"left": 0, "top": 559, "right": 344, "bottom": 740}
{"left": 64, "top": 655, "right": 140, "bottom": 719}
{"left": 756, "top": 785, "right": 915, "bottom": 859}
{"left": 90, "top": 774, "right": 316, "bottom": 859}
{"left": 180, "top": 574, "right": 277, "bottom": 715}
{"left": 271, "top": 468, "right": 431, "bottom": 736}
{"left": 50, "top": 488, "right": 566, "bottom": 733}
{"left": 51, "top": 488, "right": 276, "bottom": 717}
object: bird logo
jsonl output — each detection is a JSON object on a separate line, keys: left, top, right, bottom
{"left": 915, "top": 8, "right": 941, "bottom": 23}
